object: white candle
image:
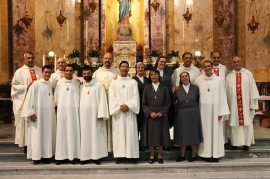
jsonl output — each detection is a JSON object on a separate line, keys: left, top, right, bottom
{"left": 43, "top": 55, "right": 45, "bottom": 66}
{"left": 183, "top": 21, "right": 185, "bottom": 41}
{"left": 85, "top": 21, "right": 88, "bottom": 45}
{"left": 54, "top": 55, "right": 57, "bottom": 72}
{"left": 67, "top": 21, "right": 69, "bottom": 41}
{"left": 163, "top": 24, "right": 165, "bottom": 42}
{"left": 64, "top": 54, "right": 65, "bottom": 59}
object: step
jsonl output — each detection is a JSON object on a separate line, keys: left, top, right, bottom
{"left": 0, "top": 158, "right": 270, "bottom": 176}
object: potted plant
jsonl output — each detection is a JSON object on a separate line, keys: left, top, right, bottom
{"left": 167, "top": 50, "right": 180, "bottom": 63}
{"left": 71, "top": 60, "right": 80, "bottom": 75}
{"left": 67, "top": 48, "right": 80, "bottom": 63}
{"left": 150, "top": 49, "right": 161, "bottom": 64}
{"left": 88, "top": 50, "right": 99, "bottom": 64}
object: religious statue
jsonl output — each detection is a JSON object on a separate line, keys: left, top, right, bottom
{"left": 117, "top": 0, "right": 133, "bottom": 40}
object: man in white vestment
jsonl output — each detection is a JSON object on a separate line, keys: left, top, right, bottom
{"left": 11, "top": 51, "right": 42, "bottom": 153}
{"left": 54, "top": 64, "right": 80, "bottom": 165}
{"left": 50, "top": 57, "right": 77, "bottom": 89}
{"left": 226, "top": 56, "right": 259, "bottom": 151}
{"left": 80, "top": 66, "right": 109, "bottom": 165}
{"left": 201, "top": 51, "right": 230, "bottom": 144}
{"left": 195, "top": 60, "right": 230, "bottom": 162}
{"left": 21, "top": 65, "right": 56, "bottom": 165}
{"left": 171, "top": 52, "right": 200, "bottom": 89}
{"left": 93, "top": 52, "right": 119, "bottom": 152}
{"left": 109, "top": 61, "right": 140, "bottom": 164}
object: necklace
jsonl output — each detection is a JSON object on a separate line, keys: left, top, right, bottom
{"left": 207, "top": 81, "right": 211, "bottom": 92}
{"left": 85, "top": 86, "right": 91, "bottom": 95}
{"left": 65, "top": 80, "right": 70, "bottom": 91}
{"left": 122, "top": 77, "right": 126, "bottom": 88}
{"left": 152, "top": 84, "right": 159, "bottom": 99}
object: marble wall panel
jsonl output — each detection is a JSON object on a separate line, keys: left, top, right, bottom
{"left": 150, "top": 0, "right": 166, "bottom": 53}
{"left": 34, "top": 0, "right": 76, "bottom": 66}
{"left": 246, "top": 0, "right": 270, "bottom": 71}
{"left": 0, "top": 1, "right": 10, "bottom": 84}
{"left": 173, "top": 0, "right": 213, "bottom": 61}
{"left": 12, "top": 0, "right": 30, "bottom": 72}
{"left": 218, "top": 0, "right": 236, "bottom": 69}
{"left": 144, "top": 0, "right": 149, "bottom": 49}
{"left": 84, "top": 0, "right": 100, "bottom": 53}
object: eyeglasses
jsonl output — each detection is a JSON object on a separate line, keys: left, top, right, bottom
{"left": 213, "top": 57, "right": 220, "bottom": 59}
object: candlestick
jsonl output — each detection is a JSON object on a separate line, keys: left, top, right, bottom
{"left": 182, "top": 21, "right": 185, "bottom": 41}
{"left": 67, "top": 21, "right": 69, "bottom": 41}
{"left": 85, "top": 21, "right": 88, "bottom": 47}
{"left": 64, "top": 54, "right": 65, "bottom": 59}
{"left": 54, "top": 55, "right": 57, "bottom": 72}
{"left": 42, "top": 55, "right": 45, "bottom": 66}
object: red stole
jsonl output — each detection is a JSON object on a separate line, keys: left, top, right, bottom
{"left": 236, "top": 73, "right": 244, "bottom": 126}
{"left": 213, "top": 68, "right": 219, "bottom": 76}
{"left": 29, "top": 69, "right": 37, "bottom": 81}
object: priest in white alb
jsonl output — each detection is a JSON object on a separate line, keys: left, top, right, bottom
{"left": 80, "top": 66, "right": 109, "bottom": 165}
{"left": 109, "top": 61, "right": 140, "bottom": 164}
{"left": 171, "top": 52, "right": 200, "bottom": 90}
{"left": 11, "top": 52, "right": 42, "bottom": 153}
{"left": 226, "top": 56, "right": 259, "bottom": 151}
{"left": 21, "top": 65, "right": 56, "bottom": 165}
{"left": 93, "top": 52, "right": 119, "bottom": 152}
{"left": 54, "top": 64, "right": 81, "bottom": 165}
{"left": 201, "top": 51, "right": 230, "bottom": 144}
{"left": 195, "top": 60, "right": 230, "bottom": 162}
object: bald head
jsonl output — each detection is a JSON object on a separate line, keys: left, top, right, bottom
{"left": 56, "top": 57, "right": 66, "bottom": 71}
{"left": 232, "top": 56, "right": 242, "bottom": 71}
{"left": 102, "top": 52, "right": 113, "bottom": 69}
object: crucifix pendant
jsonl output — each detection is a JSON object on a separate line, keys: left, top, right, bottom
{"left": 66, "top": 87, "right": 69, "bottom": 91}
{"left": 87, "top": 91, "right": 90, "bottom": 95}
{"left": 155, "top": 96, "right": 157, "bottom": 99}
{"left": 207, "top": 88, "right": 210, "bottom": 92}
{"left": 122, "top": 85, "right": 125, "bottom": 88}
{"left": 186, "top": 100, "right": 188, "bottom": 103}
{"left": 48, "top": 93, "right": 50, "bottom": 96}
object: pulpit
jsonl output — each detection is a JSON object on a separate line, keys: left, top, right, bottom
{"left": 112, "top": 41, "right": 137, "bottom": 69}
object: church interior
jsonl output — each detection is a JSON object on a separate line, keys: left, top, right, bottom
{"left": 0, "top": 0, "right": 270, "bottom": 137}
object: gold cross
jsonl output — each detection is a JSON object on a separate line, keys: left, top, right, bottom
{"left": 207, "top": 88, "right": 210, "bottom": 92}
{"left": 67, "top": 88, "right": 69, "bottom": 91}
{"left": 87, "top": 91, "right": 90, "bottom": 95}
{"left": 48, "top": 93, "right": 50, "bottom": 96}
{"left": 122, "top": 85, "right": 125, "bottom": 88}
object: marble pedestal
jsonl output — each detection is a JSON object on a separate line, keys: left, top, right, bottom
{"left": 112, "top": 41, "right": 137, "bottom": 68}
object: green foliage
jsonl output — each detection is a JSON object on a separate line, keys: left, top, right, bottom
{"left": 167, "top": 50, "right": 180, "bottom": 58}
{"left": 88, "top": 50, "right": 99, "bottom": 57}
{"left": 144, "top": 63, "right": 154, "bottom": 71}
{"left": 71, "top": 60, "right": 80, "bottom": 71}
{"left": 172, "top": 62, "right": 180, "bottom": 71}
{"left": 150, "top": 49, "right": 162, "bottom": 57}
{"left": 67, "top": 48, "right": 80, "bottom": 58}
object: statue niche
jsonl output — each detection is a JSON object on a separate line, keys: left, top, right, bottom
{"left": 117, "top": 0, "right": 133, "bottom": 41}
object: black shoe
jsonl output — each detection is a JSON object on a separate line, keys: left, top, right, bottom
{"left": 176, "top": 156, "right": 185, "bottom": 162}
{"left": 130, "top": 158, "right": 137, "bottom": 164}
{"left": 70, "top": 160, "right": 76, "bottom": 165}
{"left": 157, "top": 158, "right": 163, "bottom": 164}
{"left": 42, "top": 158, "right": 50, "bottom": 164}
{"left": 115, "top": 158, "right": 125, "bottom": 164}
{"left": 80, "top": 160, "right": 87, "bottom": 165}
{"left": 163, "top": 146, "right": 170, "bottom": 151}
{"left": 33, "top": 160, "right": 40, "bottom": 165}
{"left": 94, "top": 159, "right": 101, "bottom": 165}
{"left": 205, "top": 158, "right": 213, "bottom": 163}
{"left": 231, "top": 146, "right": 238, "bottom": 150}
{"left": 212, "top": 158, "right": 219, "bottom": 162}
{"left": 243, "top": 146, "right": 249, "bottom": 151}
{"left": 148, "top": 158, "right": 155, "bottom": 164}
{"left": 55, "top": 160, "right": 62, "bottom": 165}
{"left": 188, "top": 157, "right": 197, "bottom": 162}
{"left": 23, "top": 146, "right": 27, "bottom": 154}
{"left": 139, "top": 147, "right": 146, "bottom": 151}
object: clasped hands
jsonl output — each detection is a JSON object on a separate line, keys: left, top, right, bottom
{"left": 150, "top": 112, "right": 162, "bottom": 118}
{"left": 120, "top": 104, "right": 129, "bottom": 113}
